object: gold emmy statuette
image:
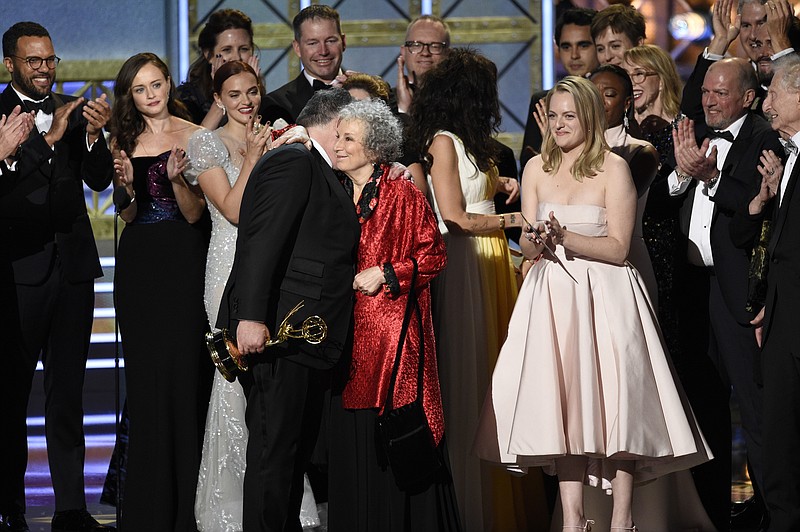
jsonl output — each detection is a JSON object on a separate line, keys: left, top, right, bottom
{"left": 206, "top": 300, "right": 327, "bottom": 382}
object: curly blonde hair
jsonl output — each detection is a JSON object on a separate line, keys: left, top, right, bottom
{"left": 541, "top": 76, "right": 609, "bottom": 181}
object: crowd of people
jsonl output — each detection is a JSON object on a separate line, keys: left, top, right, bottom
{"left": 3, "top": 1, "right": 800, "bottom": 531}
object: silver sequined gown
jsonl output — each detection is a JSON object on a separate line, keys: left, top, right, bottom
{"left": 186, "top": 129, "right": 319, "bottom": 531}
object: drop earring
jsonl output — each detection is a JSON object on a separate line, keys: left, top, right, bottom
{"left": 624, "top": 113, "right": 630, "bottom": 131}
{"left": 216, "top": 102, "right": 226, "bottom": 115}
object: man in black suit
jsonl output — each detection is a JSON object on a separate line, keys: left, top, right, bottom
{"left": 520, "top": 8, "right": 599, "bottom": 169}
{"left": 682, "top": 0, "right": 800, "bottom": 126}
{"left": 0, "top": 22, "right": 114, "bottom": 532}
{"left": 734, "top": 51, "right": 800, "bottom": 532}
{"left": 217, "top": 88, "right": 358, "bottom": 532}
{"left": 264, "top": 5, "right": 346, "bottom": 123}
{"left": 670, "top": 57, "right": 783, "bottom": 531}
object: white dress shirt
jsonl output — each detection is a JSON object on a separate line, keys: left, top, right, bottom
{"left": 668, "top": 114, "right": 748, "bottom": 267}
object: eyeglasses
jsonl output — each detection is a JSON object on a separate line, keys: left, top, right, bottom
{"left": 404, "top": 41, "right": 448, "bottom": 55}
{"left": 628, "top": 70, "right": 658, "bottom": 84}
{"left": 12, "top": 55, "right": 60, "bottom": 70}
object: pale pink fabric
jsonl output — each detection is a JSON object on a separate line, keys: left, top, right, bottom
{"left": 474, "top": 203, "right": 711, "bottom": 490}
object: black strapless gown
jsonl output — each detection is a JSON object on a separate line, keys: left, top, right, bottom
{"left": 114, "top": 152, "right": 213, "bottom": 531}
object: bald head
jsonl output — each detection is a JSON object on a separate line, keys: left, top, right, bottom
{"left": 702, "top": 58, "right": 757, "bottom": 130}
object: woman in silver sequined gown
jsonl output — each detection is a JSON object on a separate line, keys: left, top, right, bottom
{"left": 185, "top": 61, "right": 318, "bottom": 531}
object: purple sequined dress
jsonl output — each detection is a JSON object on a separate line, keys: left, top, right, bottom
{"left": 114, "top": 151, "right": 213, "bottom": 530}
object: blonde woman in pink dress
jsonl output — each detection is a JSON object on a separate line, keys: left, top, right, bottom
{"left": 475, "top": 76, "right": 710, "bottom": 532}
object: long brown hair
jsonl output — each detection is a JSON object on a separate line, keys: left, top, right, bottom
{"left": 109, "top": 53, "right": 190, "bottom": 155}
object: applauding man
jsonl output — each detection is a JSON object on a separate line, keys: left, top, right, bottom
{"left": 0, "top": 21, "right": 114, "bottom": 532}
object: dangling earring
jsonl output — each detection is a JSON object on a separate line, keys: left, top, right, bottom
{"left": 216, "top": 102, "right": 226, "bottom": 115}
{"left": 624, "top": 113, "right": 630, "bottom": 131}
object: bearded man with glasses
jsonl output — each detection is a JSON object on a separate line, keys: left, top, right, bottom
{"left": 0, "top": 21, "right": 114, "bottom": 532}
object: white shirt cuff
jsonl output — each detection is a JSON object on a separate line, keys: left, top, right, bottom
{"left": 771, "top": 47, "right": 796, "bottom": 61}
{"left": 702, "top": 47, "right": 724, "bottom": 61}
{"left": 668, "top": 170, "right": 691, "bottom": 195}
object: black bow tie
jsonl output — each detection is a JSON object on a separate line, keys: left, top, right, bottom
{"left": 312, "top": 79, "right": 332, "bottom": 92}
{"left": 25, "top": 96, "right": 55, "bottom": 115}
{"left": 707, "top": 129, "right": 735, "bottom": 143}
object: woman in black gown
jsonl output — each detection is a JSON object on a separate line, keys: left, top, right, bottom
{"left": 110, "top": 52, "right": 213, "bottom": 531}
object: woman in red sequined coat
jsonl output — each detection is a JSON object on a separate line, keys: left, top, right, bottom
{"left": 327, "top": 99, "right": 461, "bottom": 531}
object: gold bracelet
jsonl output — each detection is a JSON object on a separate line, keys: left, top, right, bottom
{"left": 498, "top": 214, "right": 505, "bottom": 229}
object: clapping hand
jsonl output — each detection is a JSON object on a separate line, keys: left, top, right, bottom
{"left": 749, "top": 149, "right": 784, "bottom": 214}
{"left": 44, "top": 98, "right": 84, "bottom": 145}
{"left": 532, "top": 98, "right": 547, "bottom": 138}
{"left": 84, "top": 93, "right": 111, "bottom": 143}
{"left": 708, "top": 0, "right": 740, "bottom": 55}
{"left": 765, "top": 0, "right": 794, "bottom": 53}
{"left": 672, "top": 118, "right": 720, "bottom": 184}
{"left": 166, "top": 145, "right": 189, "bottom": 182}
{"left": 241, "top": 114, "right": 271, "bottom": 164}
{"left": 396, "top": 56, "right": 414, "bottom": 114}
{"left": 0, "top": 105, "right": 35, "bottom": 160}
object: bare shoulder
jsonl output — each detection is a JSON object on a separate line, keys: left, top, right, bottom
{"left": 601, "top": 151, "right": 631, "bottom": 178}
{"left": 172, "top": 116, "right": 203, "bottom": 145}
{"left": 521, "top": 154, "right": 545, "bottom": 180}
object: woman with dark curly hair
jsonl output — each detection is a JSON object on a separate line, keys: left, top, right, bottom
{"left": 110, "top": 52, "right": 214, "bottom": 530}
{"left": 406, "top": 48, "right": 544, "bottom": 531}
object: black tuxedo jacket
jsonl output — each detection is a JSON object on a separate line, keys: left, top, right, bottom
{"left": 676, "top": 113, "right": 782, "bottom": 325}
{"left": 761, "top": 157, "right": 800, "bottom": 348}
{"left": 681, "top": 55, "right": 767, "bottom": 139}
{"left": 520, "top": 89, "right": 549, "bottom": 172}
{"left": 0, "top": 85, "right": 113, "bottom": 285}
{"left": 217, "top": 143, "right": 360, "bottom": 369}
{"left": 264, "top": 73, "right": 316, "bottom": 123}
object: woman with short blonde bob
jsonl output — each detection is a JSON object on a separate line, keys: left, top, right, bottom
{"left": 475, "top": 76, "right": 710, "bottom": 532}
{"left": 623, "top": 44, "right": 681, "bottom": 126}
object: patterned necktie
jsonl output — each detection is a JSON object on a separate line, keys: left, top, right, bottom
{"left": 25, "top": 96, "right": 55, "bottom": 115}
{"left": 783, "top": 138, "right": 799, "bottom": 156}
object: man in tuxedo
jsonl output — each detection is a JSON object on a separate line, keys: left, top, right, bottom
{"left": 0, "top": 22, "right": 114, "bottom": 532}
{"left": 670, "top": 57, "right": 783, "bottom": 531}
{"left": 217, "top": 88, "right": 358, "bottom": 532}
{"left": 682, "top": 0, "right": 800, "bottom": 126}
{"left": 739, "top": 52, "right": 800, "bottom": 531}
{"left": 520, "top": 7, "right": 598, "bottom": 168}
{"left": 264, "top": 5, "right": 346, "bottom": 122}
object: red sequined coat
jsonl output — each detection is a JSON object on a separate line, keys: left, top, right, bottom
{"left": 342, "top": 177, "right": 448, "bottom": 444}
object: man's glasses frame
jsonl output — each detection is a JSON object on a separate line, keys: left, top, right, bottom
{"left": 404, "top": 41, "right": 448, "bottom": 55}
{"left": 11, "top": 55, "right": 61, "bottom": 70}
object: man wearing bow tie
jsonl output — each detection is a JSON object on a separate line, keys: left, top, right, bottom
{"left": 668, "top": 57, "right": 783, "bottom": 531}
{"left": 263, "top": 5, "right": 347, "bottom": 122}
{"left": 0, "top": 21, "right": 113, "bottom": 532}
{"left": 732, "top": 52, "right": 800, "bottom": 531}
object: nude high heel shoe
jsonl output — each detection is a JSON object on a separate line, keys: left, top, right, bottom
{"left": 563, "top": 520, "right": 595, "bottom": 531}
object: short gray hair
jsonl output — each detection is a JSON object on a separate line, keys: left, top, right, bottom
{"left": 773, "top": 53, "right": 800, "bottom": 93}
{"left": 337, "top": 99, "right": 402, "bottom": 164}
{"left": 296, "top": 87, "right": 353, "bottom": 128}
{"left": 738, "top": 0, "right": 767, "bottom": 14}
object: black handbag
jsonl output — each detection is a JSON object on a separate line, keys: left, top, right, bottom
{"left": 374, "top": 258, "right": 443, "bottom": 490}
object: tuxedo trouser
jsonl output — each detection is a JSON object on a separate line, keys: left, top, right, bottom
{"left": 241, "top": 355, "right": 326, "bottom": 532}
{"left": 674, "top": 264, "right": 732, "bottom": 532}
{"left": 0, "top": 256, "right": 93, "bottom": 514}
{"left": 761, "top": 310, "right": 800, "bottom": 531}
